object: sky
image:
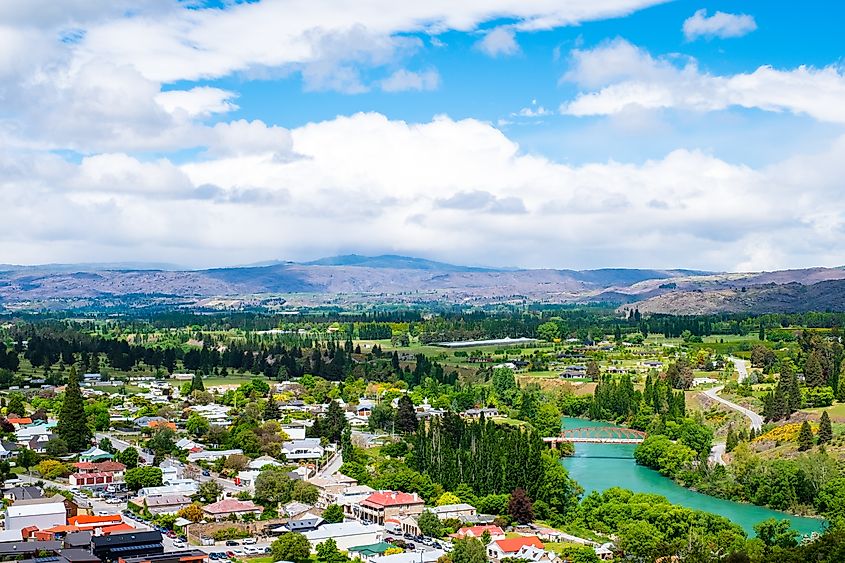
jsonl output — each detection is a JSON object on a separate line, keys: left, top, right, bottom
{"left": 2, "top": 0, "right": 845, "bottom": 271}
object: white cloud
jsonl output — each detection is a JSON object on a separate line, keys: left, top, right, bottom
{"left": 4, "top": 112, "right": 845, "bottom": 271}
{"left": 475, "top": 27, "right": 520, "bottom": 57}
{"left": 561, "top": 39, "right": 845, "bottom": 124}
{"left": 156, "top": 87, "right": 239, "bottom": 117}
{"left": 380, "top": 69, "right": 440, "bottom": 92}
{"left": 513, "top": 99, "right": 552, "bottom": 117}
{"left": 683, "top": 9, "right": 757, "bottom": 41}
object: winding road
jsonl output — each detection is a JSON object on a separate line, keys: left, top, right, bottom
{"left": 706, "top": 357, "right": 761, "bottom": 465}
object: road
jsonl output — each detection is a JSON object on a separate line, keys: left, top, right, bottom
{"left": 702, "top": 385, "right": 763, "bottom": 431}
{"left": 708, "top": 442, "right": 726, "bottom": 466}
{"left": 317, "top": 450, "right": 343, "bottom": 477}
{"left": 729, "top": 356, "right": 749, "bottom": 383}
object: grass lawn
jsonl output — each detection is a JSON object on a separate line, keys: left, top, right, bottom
{"left": 803, "top": 403, "right": 845, "bottom": 423}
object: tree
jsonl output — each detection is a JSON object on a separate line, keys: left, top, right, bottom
{"left": 322, "top": 504, "right": 344, "bottom": 524}
{"left": 586, "top": 361, "right": 600, "bottom": 381}
{"left": 418, "top": 510, "right": 442, "bottom": 538}
{"left": 617, "top": 520, "right": 663, "bottom": 561}
{"left": 818, "top": 411, "right": 833, "bottom": 445}
{"left": 224, "top": 454, "right": 249, "bottom": 472}
{"left": 186, "top": 414, "right": 210, "bottom": 438}
{"left": 322, "top": 401, "right": 347, "bottom": 443}
{"left": 315, "top": 539, "right": 350, "bottom": 563}
{"left": 507, "top": 488, "right": 534, "bottom": 524}
{"left": 56, "top": 366, "right": 92, "bottom": 452}
{"left": 395, "top": 395, "right": 418, "bottom": 434}
{"left": 725, "top": 426, "right": 739, "bottom": 453}
{"left": 797, "top": 421, "right": 814, "bottom": 451}
{"left": 368, "top": 403, "right": 395, "bottom": 433}
{"left": 177, "top": 502, "right": 205, "bottom": 523}
{"left": 37, "top": 459, "right": 69, "bottom": 480}
{"left": 436, "top": 492, "right": 461, "bottom": 506}
{"left": 195, "top": 480, "right": 223, "bottom": 503}
{"left": 805, "top": 352, "right": 825, "bottom": 388}
{"left": 754, "top": 518, "right": 798, "bottom": 550}
{"left": 6, "top": 393, "right": 25, "bottom": 417}
{"left": 16, "top": 447, "right": 38, "bottom": 471}
{"left": 451, "top": 538, "right": 486, "bottom": 563}
{"left": 190, "top": 372, "right": 205, "bottom": 393}
{"left": 125, "top": 466, "right": 163, "bottom": 491}
{"left": 536, "top": 322, "right": 559, "bottom": 342}
{"left": 272, "top": 532, "right": 311, "bottom": 563}
{"left": 45, "top": 437, "right": 69, "bottom": 457}
{"left": 117, "top": 447, "right": 139, "bottom": 469}
{"left": 255, "top": 467, "right": 293, "bottom": 505}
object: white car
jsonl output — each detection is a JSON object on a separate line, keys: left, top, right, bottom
{"left": 243, "top": 547, "right": 261, "bottom": 555}
{"left": 106, "top": 498, "right": 122, "bottom": 504}
{"left": 242, "top": 538, "right": 257, "bottom": 545}
{"left": 172, "top": 541, "right": 187, "bottom": 549}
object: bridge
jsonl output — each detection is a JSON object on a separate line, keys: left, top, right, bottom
{"left": 544, "top": 426, "right": 647, "bottom": 446}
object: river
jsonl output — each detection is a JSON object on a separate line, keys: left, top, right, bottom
{"left": 558, "top": 417, "right": 825, "bottom": 536}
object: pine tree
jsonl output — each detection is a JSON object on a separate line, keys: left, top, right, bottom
{"left": 818, "top": 411, "right": 833, "bottom": 445}
{"left": 789, "top": 371, "right": 801, "bottom": 413}
{"left": 726, "top": 426, "right": 739, "bottom": 453}
{"left": 395, "top": 395, "right": 418, "bottom": 434}
{"left": 56, "top": 366, "right": 92, "bottom": 452}
{"left": 797, "top": 421, "right": 814, "bottom": 451}
{"left": 772, "top": 386, "right": 787, "bottom": 421}
{"left": 190, "top": 372, "right": 205, "bottom": 393}
{"left": 264, "top": 397, "right": 280, "bottom": 421}
{"left": 759, "top": 323, "right": 766, "bottom": 341}
{"left": 804, "top": 352, "right": 825, "bottom": 388}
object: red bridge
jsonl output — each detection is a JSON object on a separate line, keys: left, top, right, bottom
{"left": 544, "top": 426, "right": 647, "bottom": 446}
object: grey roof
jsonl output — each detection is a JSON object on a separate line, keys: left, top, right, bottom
{"left": 0, "top": 541, "right": 62, "bottom": 555}
{"left": 5, "top": 486, "right": 43, "bottom": 500}
{"left": 64, "top": 531, "right": 93, "bottom": 548}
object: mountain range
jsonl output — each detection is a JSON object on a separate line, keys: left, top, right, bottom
{"left": 1, "top": 254, "right": 844, "bottom": 314}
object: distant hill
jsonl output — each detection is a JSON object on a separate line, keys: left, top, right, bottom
{"left": 0, "top": 255, "right": 843, "bottom": 313}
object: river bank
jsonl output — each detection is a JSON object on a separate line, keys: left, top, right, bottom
{"left": 558, "top": 417, "right": 825, "bottom": 536}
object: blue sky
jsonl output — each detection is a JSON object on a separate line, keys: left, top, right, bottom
{"left": 1, "top": 0, "right": 844, "bottom": 270}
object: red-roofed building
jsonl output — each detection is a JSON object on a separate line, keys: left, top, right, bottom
{"left": 69, "top": 514, "right": 123, "bottom": 532}
{"left": 452, "top": 525, "right": 505, "bottom": 541}
{"left": 101, "top": 522, "right": 136, "bottom": 535}
{"left": 201, "top": 499, "right": 263, "bottom": 522}
{"left": 7, "top": 417, "right": 32, "bottom": 426}
{"left": 70, "top": 471, "right": 117, "bottom": 487}
{"left": 73, "top": 460, "right": 126, "bottom": 476}
{"left": 352, "top": 491, "right": 425, "bottom": 524}
{"left": 487, "top": 536, "right": 544, "bottom": 560}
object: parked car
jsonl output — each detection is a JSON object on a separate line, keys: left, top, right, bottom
{"left": 406, "top": 543, "right": 416, "bottom": 550}
{"left": 173, "top": 541, "right": 187, "bottom": 549}
{"left": 263, "top": 547, "right": 271, "bottom": 554}
{"left": 225, "top": 552, "right": 236, "bottom": 559}
{"left": 202, "top": 469, "right": 211, "bottom": 476}
{"left": 225, "top": 540, "right": 241, "bottom": 546}
{"left": 106, "top": 497, "right": 122, "bottom": 504}
{"left": 242, "top": 538, "right": 257, "bottom": 545}
{"left": 243, "top": 547, "right": 261, "bottom": 555}
{"left": 432, "top": 542, "right": 442, "bottom": 549}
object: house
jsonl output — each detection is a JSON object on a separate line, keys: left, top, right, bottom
{"left": 92, "top": 530, "right": 164, "bottom": 562}
{"left": 27, "top": 433, "right": 56, "bottom": 453}
{"left": 234, "top": 470, "right": 260, "bottom": 491}
{"left": 159, "top": 459, "right": 184, "bottom": 483}
{"left": 6, "top": 418, "right": 32, "bottom": 427}
{"left": 16, "top": 494, "right": 81, "bottom": 521}
{"left": 70, "top": 472, "right": 118, "bottom": 488}
{"left": 118, "top": 549, "right": 208, "bottom": 563}
{"left": 348, "top": 541, "right": 394, "bottom": 563}
{"left": 487, "top": 536, "right": 544, "bottom": 560}
{"left": 201, "top": 499, "right": 263, "bottom": 522}
{"left": 353, "top": 399, "right": 375, "bottom": 418}
{"left": 175, "top": 438, "right": 202, "bottom": 452}
{"left": 138, "top": 483, "right": 199, "bottom": 498}
{"left": 282, "top": 501, "right": 313, "bottom": 518}
{"left": 79, "top": 447, "right": 113, "bottom": 463}
{"left": 303, "top": 522, "right": 383, "bottom": 552}
{"left": 594, "top": 544, "right": 614, "bottom": 560}
{"left": 248, "top": 456, "right": 283, "bottom": 470}
{"left": 452, "top": 525, "right": 505, "bottom": 541}
{"left": 344, "top": 413, "right": 369, "bottom": 427}
{"left": 68, "top": 514, "right": 124, "bottom": 533}
{"left": 281, "top": 439, "right": 324, "bottom": 461}
{"left": 461, "top": 408, "right": 498, "bottom": 419}
{"left": 513, "top": 545, "right": 559, "bottom": 563}
{"left": 429, "top": 503, "right": 476, "bottom": 520}
{"left": 129, "top": 495, "right": 192, "bottom": 516}
{"left": 0, "top": 440, "right": 18, "bottom": 459}
{"left": 5, "top": 486, "right": 43, "bottom": 501}
{"left": 280, "top": 425, "right": 306, "bottom": 440}
{"left": 75, "top": 461, "right": 126, "bottom": 477}
{"left": 284, "top": 512, "right": 324, "bottom": 532}
{"left": 334, "top": 485, "right": 376, "bottom": 513}
{"left": 352, "top": 491, "right": 425, "bottom": 525}
{"left": 187, "top": 449, "right": 242, "bottom": 463}
{"left": 5, "top": 501, "right": 67, "bottom": 531}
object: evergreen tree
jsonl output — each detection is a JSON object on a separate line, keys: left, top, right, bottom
{"left": 818, "top": 411, "right": 833, "bottom": 445}
{"left": 789, "top": 371, "right": 802, "bottom": 414}
{"left": 759, "top": 322, "right": 766, "bottom": 341}
{"left": 190, "top": 372, "right": 205, "bottom": 393}
{"left": 726, "top": 426, "right": 739, "bottom": 453}
{"left": 6, "top": 394, "right": 25, "bottom": 417}
{"left": 322, "top": 400, "right": 347, "bottom": 443}
{"left": 395, "top": 395, "right": 418, "bottom": 434}
{"left": 805, "top": 352, "right": 825, "bottom": 388}
{"left": 56, "top": 366, "right": 92, "bottom": 452}
{"left": 264, "top": 397, "right": 280, "bottom": 421}
{"left": 797, "top": 421, "right": 814, "bottom": 451}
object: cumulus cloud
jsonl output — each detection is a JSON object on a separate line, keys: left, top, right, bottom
{"left": 683, "top": 9, "right": 757, "bottom": 41}
{"left": 156, "top": 87, "right": 239, "bottom": 117}
{"left": 380, "top": 69, "right": 440, "bottom": 92}
{"left": 561, "top": 39, "right": 845, "bottom": 124}
{"left": 475, "top": 27, "right": 520, "bottom": 57}
{"left": 3, "top": 112, "right": 845, "bottom": 271}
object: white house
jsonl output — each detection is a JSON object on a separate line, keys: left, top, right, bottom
{"left": 282, "top": 439, "right": 324, "bottom": 461}
{"left": 280, "top": 426, "right": 306, "bottom": 441}
{"left": 187, "top": 449, "right": 242, "bottom": 463}
{"left": 5, "top": 502, "right": 66, "bottom": 531}
{"left": 303, "top": 522, "right": 383, "bottom": 552}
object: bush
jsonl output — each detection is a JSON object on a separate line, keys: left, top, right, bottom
{"left": 212, "top": 527, "right": 250, "bottom": 541}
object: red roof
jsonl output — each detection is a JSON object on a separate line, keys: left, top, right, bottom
{"left": 95, "top": 461, "right": 126, "bottom": 472}
{"left": 8, "top": 418, "right": 32, "bottom": 425}
{"left": 42, "top": 525, "right": 81, "bottom": 534}
{"left": 492, "top": 536, "right": 544, "bottom": 553}
{"left": 361, "top": 491, "right": 423, "bottom": 508}
{"left": 69, "top": 514, "right": 122, "bottom": 525}
{"left": 102, "top": 523, "right": 135, "bottom": 534}
{"left": 455, "top": 525, "right": 505, "bottom": 538}
{"left": 74, "top": 462, "right": 98, "bottom": 470}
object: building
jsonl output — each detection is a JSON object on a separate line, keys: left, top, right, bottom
{"left": 452, "top": 525, "right": 505, "bottom": 541}
{"left": 201, "top": 499, "right": 263, "bottom": 522}
{"left": 92, "top": 530, "right": 164, "bottom": 563}
{"left": 119, "top": 550, "right": 208, "bottom": 563}
{"left": 281, "top": 439, "right": 324, "bottom": 461}
{"left": 70, "top": 472, "right": 118, "bottom": 488}
{"left": 79, "top": 447, "right": 113, "bottom": 463}
{"left": 129, "top": 496, "right": 192, "bottom": 516}
{"left": 5, "top": 486, "right": 43, "bottom": 501}
{"left": 138, "top": 483, "right": 199, "bottom": 498}
{"left": 0, "top": 440, "right": 18, "bottom": 459}
{"left": 303, "top": 522, "right": 383, "bottom": 552}
{"left": 5, "top": 501, "right": 67, "bottom": 531}
{"left": 511, "top": 545, "right": 559, "bottom": 563}
{"left": 352, "top": 491, "right": 425, "bottom": 525}
{"left": 283, "top": 512, "right": 323, "bottom": 533}
{"left": 429, "top": 503, "right": 476, "bottom": 520}
{"left": 308, "top": 473, "right": 359, "bottom": 508}
{"left": 186, "top": 449, "right": 242, "bottom": 463}
{"left": 15, "top": 493, "right": 81, "bottom": 520}
{"left": 347, "top": 541, "right": 393, "bottom": 563}
{"left": 68, "top": 514, "right": 124, "bottom": 532}
{"left": 487, "top": 536, "right": 544, "bottom": 560}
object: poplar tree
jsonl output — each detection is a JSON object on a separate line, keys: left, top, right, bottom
{"left": 56, "top": 366, "right": 92, "bottom": 452}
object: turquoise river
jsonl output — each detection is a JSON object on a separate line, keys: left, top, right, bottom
{"left": 558, "top": 417, "right": 825, "bottom": 536}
